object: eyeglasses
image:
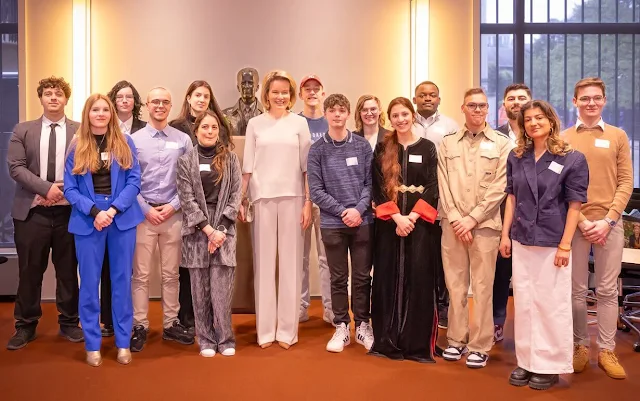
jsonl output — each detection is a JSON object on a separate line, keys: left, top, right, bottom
{"left": 361, "top": 107, "right": 379, "bottom": 115}
{"left": 577, "top": 95, "right": 605, "bottom": 105}
{"left": 465, "top": 103, "right": 488, "bottom": 111}
{"left": 149, "top": 99, "right": 171, "bottom": 107}
{"left": 115, "top": 95, "right": 134, "bottom": 102}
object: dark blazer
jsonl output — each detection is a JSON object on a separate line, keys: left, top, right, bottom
{"left": 496, "top": 124, "right": 510, "bottom": 137}
{"left": 7, "top": 117, "right": 80, "bottom": 221}
{"left": 131, "top": 118, "right": 147, "bottom": 134}
{"left": 176, "top": 147, "right": 242, "bottom": 268}
{"left": 506, "top": 148, "right": 589, "bottom": 247}
{"left": 353, "top": 126, "right": 389, "bottom": 145}
{"left": 64, "top": 135, "right": 144, "bottom": 236}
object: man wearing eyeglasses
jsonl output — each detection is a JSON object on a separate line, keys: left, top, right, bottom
{"left": 562, "top": 77, "right": 632, "bottom": 380}
{"left": 412, "top": 81, "right": 460, "bottom": 330}
{"left": 437, "top": 88, "right": 512, "bottom": 368}
{"left": 129, "top": 87, "right": 194, "bottom": 352}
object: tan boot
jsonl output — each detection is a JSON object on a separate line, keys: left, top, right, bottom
{"left": 86, "top": 351, "right": 102, "bottom": 367}
{"left": 573, "top": 344, "right": 589, "bottom": 373}
{"left": 598, "top": 349, "right": 626, "bottom": 379}
{"left": 117, "top": 348, "right": 132, "bottom": 365}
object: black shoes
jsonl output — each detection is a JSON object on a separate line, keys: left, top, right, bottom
{"left": 528, "top": 374, "right": 559, "bottom": 390}
{"left": 130, "top": 325, "right": 147, "bottom": 352}
{"left": 163, "top": 321, "right": 194, "bottom": 345}
{"left": 6, "top": 328, "right": 37, "bottom": 350}
{"left": 509, "top": 367, "right": 559, "bottom": 390}
{"left": 101, "top": 324, "right": 114, "bottom": 337}
{"left": 509, "top": 367, "right": 533, "bottom": 386}
{"left": 59, "top": 326, "right": 84, "bottom": 342}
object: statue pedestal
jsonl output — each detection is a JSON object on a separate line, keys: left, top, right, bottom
{"left": 231, "top": 137, "right": 255, "bottom": 313}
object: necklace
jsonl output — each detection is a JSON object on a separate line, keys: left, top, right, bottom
{"left": 330, "top": 131, "right": 350, "bottom": 148}
{"left": 198, "top": 152, "right": 214, "bottom": 159}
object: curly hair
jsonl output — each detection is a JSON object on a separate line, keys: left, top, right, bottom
{"left": 107, "top": 80, "right": 143, "bottom": 120}
{"left": 513, "top": 100, "right": 571, "bottom": 158}
{"left": 37, "top": 76, "right": 71, "bottom": 99}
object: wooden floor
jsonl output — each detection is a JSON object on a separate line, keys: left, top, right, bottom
{"left": 0, "top": 300, "right": 638, "bottom": 401}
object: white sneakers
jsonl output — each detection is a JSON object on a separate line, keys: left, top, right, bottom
{"left": 221, "top": 348, "right": 235, "bottom": 357}
{"left": 200, "top": 349, "right": 216, "bottom": 358}
{"left": 355, "top": 322, "right": 374, "bottom": 351}
{"left": 326, "top": 322, "right": 374, "bottom": 353}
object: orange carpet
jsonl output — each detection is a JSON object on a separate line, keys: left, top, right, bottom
{"left": 0, "top": 300, "right": 638, "bottom": 400}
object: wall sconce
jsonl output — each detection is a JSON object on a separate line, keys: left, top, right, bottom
{"left": 410, "top": 0, "right": 430, "bottom": 95}
{"left": 72, "top": 0, "right": 91, "bottom": 120}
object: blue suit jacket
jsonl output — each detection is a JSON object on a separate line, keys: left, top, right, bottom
{"left": 64, "top": 135, "right": 144, "bottom": 235}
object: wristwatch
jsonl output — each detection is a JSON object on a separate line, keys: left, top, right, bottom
{"left": 604, "top": 217, "right": 617, "bottom": 228}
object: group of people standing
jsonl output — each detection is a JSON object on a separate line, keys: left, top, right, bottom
{"left": 6, "top": 72, "right": 631, "bottom": 390}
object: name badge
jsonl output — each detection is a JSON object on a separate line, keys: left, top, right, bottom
{"left": 548, "top": 161, "right": 564, "bottom": 174}
{"left": 199, "top": 164, "right": 211, "bottom": 172}
{"left": 408, "top": 154, "right": 422, "bottom": 163}
{"left": 595, "top": 139, "right": 610, "bottom": 148}
{"left": 165, "top": 141, "right": 181, "bottom": 149}
{"left": 100, "top": 152, "right": 109, "bottom": 161}
{"left": 480, "top": 141, "right": 495, "bottom": 150}
{"left": 346, "top": 157, "right": 358, "bottom": 166}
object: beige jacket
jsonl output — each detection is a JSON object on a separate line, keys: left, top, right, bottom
{"left": 437, "top": 124, "right": 512, "bottom": 231}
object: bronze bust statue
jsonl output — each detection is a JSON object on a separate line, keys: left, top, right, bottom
{"left": 223, "top": 68, "right": 264, "bottom": 136}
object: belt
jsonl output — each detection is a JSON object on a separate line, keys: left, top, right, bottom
{"left": 395, "top": 185, "right": 424, "bottom": 194}
{"left": 148, "top": 202, "right": 168, "bottom": 208}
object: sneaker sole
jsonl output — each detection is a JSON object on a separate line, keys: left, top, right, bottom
{"left": 130, "top": 343, "right": 145, "bottom": 352}
{"left": 6, "top": 334, "right": 37, "bottom": 350}
{"left": 326, "top": 339, "right": 350, "bottom": 353}
{"left": 355, "top": 337, "right": 372, "bottom": 351}
{"left": 443, "top": 350, "right": 467, "bottom": 361}
{"left": 437, "top": 324, "right": 448, "bottom": 329}
{"left": 529, "top": 376, "right": 559, "bottom": 390}
{"left": 466, "top": 362, "right": 487, "bottom": 369}
{"left": 59, "top": 331, "right": 85, "bottom": 343}
{"left": 509, "top": 377, "right": 530, "bottom": 387}
{"left": 162, "top": 334, "right": 195, "bottom": 345}
{"left": 101, "top": 331, "right": 114, "bottom": 338}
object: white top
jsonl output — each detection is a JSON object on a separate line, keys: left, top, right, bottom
{"left": 575, "top": 117, "right": 605, "bottom": 130}
{"left": 119, "top": 116, "right": 133, "bottom": 135}
{"left": 40, "top": 115, "right": 66, "bottom": 182}
{"left": 243, "top": 112, "right": 311, "bottom": 201}
{"left": 413, "top": 110, "right": 460, "bottom": 151}
{"left": 367, "top": 133, "right": 378, "bottom": 150}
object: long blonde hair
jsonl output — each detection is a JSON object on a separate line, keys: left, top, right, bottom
{"left": 354, "top": 95, "right": 386, "bottom": 132}
{"left": 71, "top": 94, "right": 133, "bottom": 174}
{"left": 513, "top": 100, "right": 571, "bottom": 158}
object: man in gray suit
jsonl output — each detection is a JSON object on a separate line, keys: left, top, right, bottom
{"left": 6, "top": 76, "right": 83, "bottom": 350}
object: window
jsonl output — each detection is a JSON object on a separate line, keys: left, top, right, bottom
{"left": 1, "top": 0, "right": 18, "bottom": 247}
{"left": 481, "top": 0, "right": 640, "bottom": 185}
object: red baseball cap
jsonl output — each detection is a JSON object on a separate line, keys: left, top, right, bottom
{"left": 300, "top": 74, "right": 323, "bottom": 90}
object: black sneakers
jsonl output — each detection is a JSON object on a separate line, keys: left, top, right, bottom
{"left": 6, "top": 328, "right": 37, "bottom": 350}
{"left": 130, "top": 325, "right": 148, "bottom": 352}
{"left": 59, "top": 326, "right": 84, "bottom": 343}
{"left": 101, "top": 324, "right": 114, "bottom": 337}
{"left": 163, "top": 321, "right": 194, "bottom": 345}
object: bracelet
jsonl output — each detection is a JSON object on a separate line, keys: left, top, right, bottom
{"left": 558, "top": 244, "right": 571, "bottom": 252}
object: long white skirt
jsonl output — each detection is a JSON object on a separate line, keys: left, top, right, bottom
{"left": 512, "top": 240, "right": 573, "bottom": 374}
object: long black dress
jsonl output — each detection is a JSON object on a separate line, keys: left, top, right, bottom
{"left": 369, "top": 137, "right": 440, "bottom": 363}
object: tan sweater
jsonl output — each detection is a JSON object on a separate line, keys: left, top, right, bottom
{"left": 561, "top": 124, "right": 633, "bottom": 220}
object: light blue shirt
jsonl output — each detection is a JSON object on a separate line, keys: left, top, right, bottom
{"left": 131, "top": 123, "right": 192, "bottom": 214}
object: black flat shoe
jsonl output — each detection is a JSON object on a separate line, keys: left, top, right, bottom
{"left": 509, "top": 367, "right": 532, "bottom": 386}
{"left": 528, "top": 374, "right": 559, "bottom": 390}
{"left": 101, "top": 325, "right": 114, "bottom": 337}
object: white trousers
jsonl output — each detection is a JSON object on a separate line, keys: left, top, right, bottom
{"left": 512, "top": 240, "right": 573, "bottom": 374}
{"left": 301, "top": 203, "right": 332, "bottom": 311}
{"left": 253, "top": 196, "right": 304, "bottom": 346}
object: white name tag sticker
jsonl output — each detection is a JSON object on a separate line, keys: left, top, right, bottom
{"left": 199, "top": 164, "right": 211, "bottom": 172}
{"left": 595, "top": 139, "right": 610, "bottom": 148}
{"left": 346, "top": 157, "right": 358, "bottom": 166}
{"left": 165, "top": 141, "right": 181, "bottom": 149}
{"left": 100, "top": 152, "right": 109, "bottom": 161}
{"left": 480, "top": 141, "right": 495, "bottom": 150}
{"left": 409, "top": 154, "right": 422, "bottom": 163}
{"left": 549, "top": 161, "right": 564, "bottom": 174}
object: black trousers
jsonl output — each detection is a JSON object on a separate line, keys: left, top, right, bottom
{"left": 434, "top": 223, "right": 449, "bottom": 316}
{"left": 321, "top": 224, "right": 373, "bottom": 327}
{"left": 492, "top": 253, "right": 512, "bottom": 326}
{"left": 100, "top": 245, "right": 112, "bottom": 327}
{"left": 13, "top": 206, "right": 78, "bottom": 330}
{"left": 178, "top": 267, "right": 195, "bottom": 328}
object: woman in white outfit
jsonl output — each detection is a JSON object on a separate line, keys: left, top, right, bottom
{"left": 239, "top": 70, "right": 312, "bottom": 349}
{"left": 500, "top": 100, "right": 589, "bottom": 390}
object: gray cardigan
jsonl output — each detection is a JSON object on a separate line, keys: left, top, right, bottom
{"left": 176, "top": 146, "right": 242, "bottom": 268}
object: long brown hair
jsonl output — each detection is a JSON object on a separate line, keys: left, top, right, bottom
{"left": 194, "top": 110, "right": 235, "bottom": 185}
{"left": 514, "top": 100, "right": 571, "bottom": 158}
{"left": 380, "top": 97, "right": 416, "bottom": 202}
{"left": 171, "top": 80, "right": 233, "bottom": 138}
{"left": 71, "top": 94, "right": 133, "bottom": 175}
{"left": 354, "top": 95, "right": 386, "bottom": 132}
